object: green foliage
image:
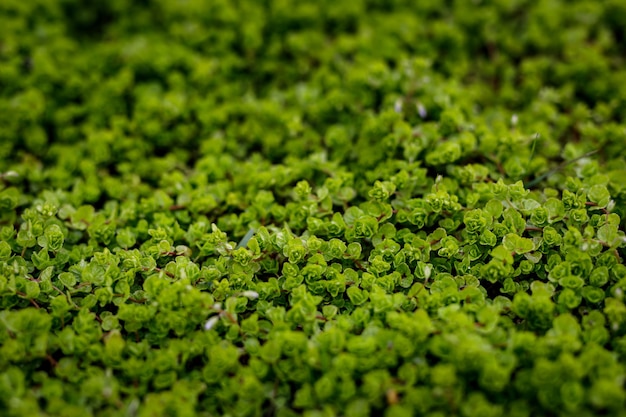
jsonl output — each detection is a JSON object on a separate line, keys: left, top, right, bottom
{"left": 1, "top": 0, "right": 626, "bottom": 416}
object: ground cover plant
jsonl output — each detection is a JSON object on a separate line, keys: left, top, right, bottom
{"left": 1, "top": 0, "right": 626, "bottom": 416}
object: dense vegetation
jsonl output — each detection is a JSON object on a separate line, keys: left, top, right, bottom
{"left": 2, "top": 0, "right": 626, "bottom": 416}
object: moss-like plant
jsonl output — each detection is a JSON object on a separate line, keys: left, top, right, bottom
{"left": 1, "top": 0, "right": 626, "bottom": 416}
